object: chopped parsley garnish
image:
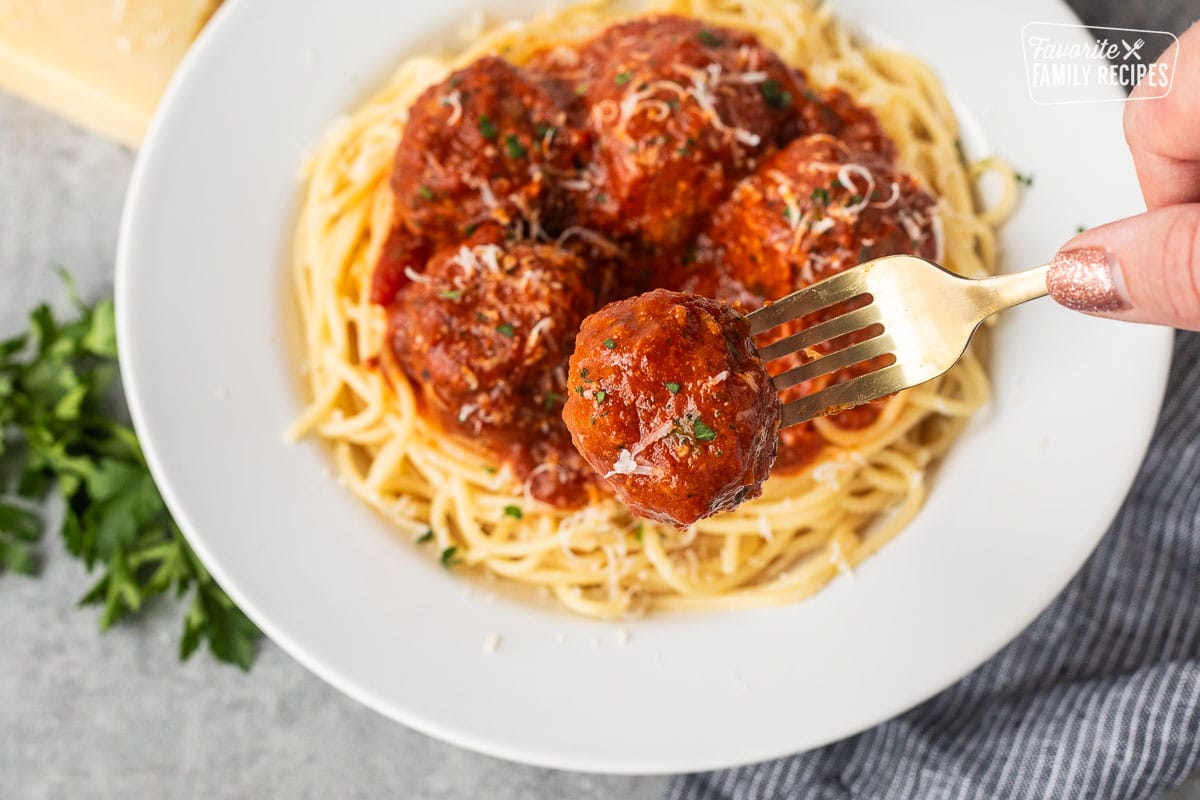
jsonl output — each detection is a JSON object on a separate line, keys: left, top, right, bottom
{"left": 543, "top": 391, "right": 562, "bottom": 410}
{"left": 1015, "top": 171, "right": 1034, "bottom": 187}
{"left": 615, "top": 71, "right": 633, "bottom": 86}
{"left": 580, "top": 367, "right": 591, "bottom": 381}
{"left": 496, "top": 322, "right": 515, "bottom": 337}
{"left": 503, "top": 505, "right": 523, "bottom": 520}
{"left": 504, "top": 134, "right": 528, "bottom": 159}
{"left": 595, "top": 390, "right": 608, "bottom": 403}
{"left": 440, "top": 546, "right": 462, "bottom": 568}
{"left": 535, "top": 122, "right": 554, "bottom": 139}
{"left": 697, "top": 29, "right": 724, "bottom": 47}
{"left": 665, "top": 381, "right": 681, "bottom": 395}
{"left": 417, "top": 184, "right": 435, "bottom": 201}
{"left": 954, "top": 138, "right": 967, "bottom": 165}
{"left": 575, "top": 386, "right": 585, "bottom": 397}
{"left": 810, "top": 187, "right": 830, "bottom": 205}
{"left": 692, "top": 418, "right": 717, "bottom": 441}
{"left": 575, "top": 84, "right": 588, "bottom": 96}
{"left": 482, "top": 465, "right": 497, "bottom": 474}
{"left": 1075, "top": 224, "right": 1088, "bottom": 233}
{"left": 847, "top": 194, "right": 861, "bottom": 206}
{"left": 596, "top": 192, "right": 608, "bottom": 204}
{"left": 464, "top": 223, "right": 478, "bottom": 236}
{"left": 782, "top": 206, "right": 794, "bottom": 222}
{"left": 438, "top": 289, "right": 463, "bottom": 301}
{"left": 416, "top": 529, "right": 434, "bottom": 544}
{"left": 478, "top": 114, "right": 498, "bottom": 140}
{"left": 634, "top": 522, "right": 644, "bottom": 542}
{"left": 760, "top": 79, "right": 792, "bottom": 110}
{"left": 603, "top": 338, "right": 616, "bottom": 350}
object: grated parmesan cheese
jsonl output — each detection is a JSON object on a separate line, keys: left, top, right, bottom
{"left": 606, "top": 448, "right": 654, "bottom": 478}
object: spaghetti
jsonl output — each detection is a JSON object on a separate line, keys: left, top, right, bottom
{"left": 290, "top": 0, "right": 1010, "bottom": 618}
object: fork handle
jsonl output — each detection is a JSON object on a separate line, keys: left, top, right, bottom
{"left": 971, "top": 264, "right": 1050, "bottom": 319}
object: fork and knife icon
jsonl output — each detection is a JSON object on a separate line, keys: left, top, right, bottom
{"left": 1121, "top": 38, "right": 1146, "bottom": 60}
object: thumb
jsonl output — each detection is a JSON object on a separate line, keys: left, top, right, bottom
{"left": 1046, "top": 204, "right": 1200, "bottom": 331}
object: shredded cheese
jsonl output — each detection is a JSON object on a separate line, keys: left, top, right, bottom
{"left": 606, "top": 448, "right": 654, "bottom": 478}
{"left": 440, "top": 90, "right": 463, "bottom": 126}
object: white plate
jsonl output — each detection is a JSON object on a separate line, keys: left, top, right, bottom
{"left": 117, "top": 0, "right": 1172, "bottom": 774}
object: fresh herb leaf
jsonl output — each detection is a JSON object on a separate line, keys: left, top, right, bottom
{"left": 417, "top": 184, "right": 435, "bottom": 201}
{"left": 697, "top": 29, "right": 724, "bottom": 47}
{"left": 603, "top": 338, "right": 616, "bottom": 350}
{"left": 440, "top": 546, "right": 462, "bottom": 568}
{"left": 0, "top": 277, "right": 259, "bottom": 669}
{"left": 1015, "top": 171, "right": 1034, "bottom": 187}
{"left": 504, "top": 134, "right": 528, "bottom": 159}
{"left": 633, "top": 522, "right": 644, "bottom": 542}
{"left": 615, "top": 71, "right": 633, "bottom": 86}
{"left": 416, "top": 529, "right": 434, "bottom": 544}
{"left": 503, "top": 505, "right": 523, "bottom": 520}
{"left": 810, "top": 187, "right": 829, "bottom": 205}
{"left": 482, "top": 465, "right": 497, "bottom": 474}
{"left": 760, "top": 80, "right": 792, "bottom": 110}
{"left": 496, "top": 322, "right": 515, "bottom": 337}
{"left": 954, "top": 138, "right": 967, "bottom": 166}
{"left": 664, "top": 381, "right": 681, "bottom": 395}
{"left": 1075, "top": 224, "right": 1088, "bottom": 234}
{"left": 478, "top": 114, "right": 498, "bottom": 140}
{"left": 595, "top": 390, "right": 608, "bottom": 404}
{"left": 692, "top": 418, "right": 717, "bottom": 441}
{"left": 543, "top": 391, "right": 562, "bottom": 411}
{"left": 438, "top": 289, "right": 463, "bottom": 301}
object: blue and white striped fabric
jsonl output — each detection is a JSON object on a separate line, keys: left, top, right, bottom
{"left": 668, "top": 330, "right": 1200, "bottom": 800}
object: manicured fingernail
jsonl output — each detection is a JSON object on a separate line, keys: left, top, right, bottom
{"left": 1047, "top": 247, "right": 1127, "bottom": 313}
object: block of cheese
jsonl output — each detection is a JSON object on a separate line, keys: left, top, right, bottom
{"left": 0, "top": 0, "right": 221, "bottom": 146}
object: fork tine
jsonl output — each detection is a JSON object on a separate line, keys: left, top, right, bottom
{"left": 757, "top": 303, "right": 883, "bottom": 363}
{"left": 772, "top": 334, "right": 893, "bottom": 392}
{"left": 779, "top": 362, "right": 908, "bottom": 428}
{"left": 745, "top": 270, "right": 870, "bottom": 335}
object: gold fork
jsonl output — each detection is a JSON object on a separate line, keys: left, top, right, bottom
{"left": 745, "top": 255, "right": 1050, "bottom": 428}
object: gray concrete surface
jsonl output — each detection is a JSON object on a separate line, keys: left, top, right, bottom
{"left": 1, "top": 1, "right": 1197, "bottom": 798}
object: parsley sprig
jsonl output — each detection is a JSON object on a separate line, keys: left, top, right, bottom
{"left": 0, "top": 276, "right": 260, "bottom": 670}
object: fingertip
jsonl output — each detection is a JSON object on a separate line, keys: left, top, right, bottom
{"left": 1046, "top": 247, "right": 1126, "bottom": 314}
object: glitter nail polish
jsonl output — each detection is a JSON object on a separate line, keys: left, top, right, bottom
{"left": 1046, "top": 248, "right": 1126, "bottom": 313}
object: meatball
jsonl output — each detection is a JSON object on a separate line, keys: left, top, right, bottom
{"left": 574, "top": 16, "right": 811, "bottom": 263}
{"left": 685, "top": 134, "right": 938, "bottom": 470}
{"left": 697, "top": 133, "right": 939, "bottom": 302}
{"left": 371, "top": 56, "right": 586, "bottom": 304}
{"left": 563, "top": 290, "right": 780, "bottom": 527}
{"left": 387, "top": 236, "right": 598, "bottom": 506}
{"left": 801, "top": 87, "right": 896, "bottom": 161}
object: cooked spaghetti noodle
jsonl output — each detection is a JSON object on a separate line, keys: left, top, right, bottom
{"left": 290, "top": 0, "right": 1010, "bottom": 617}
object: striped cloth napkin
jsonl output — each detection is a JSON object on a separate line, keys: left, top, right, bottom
{"left": 668, "top": 330, "right": 1200, "bottom": 799}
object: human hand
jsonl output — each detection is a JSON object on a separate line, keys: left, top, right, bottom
{"left": 1046, "top": 22, "right": 1200, "bottom": 331}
